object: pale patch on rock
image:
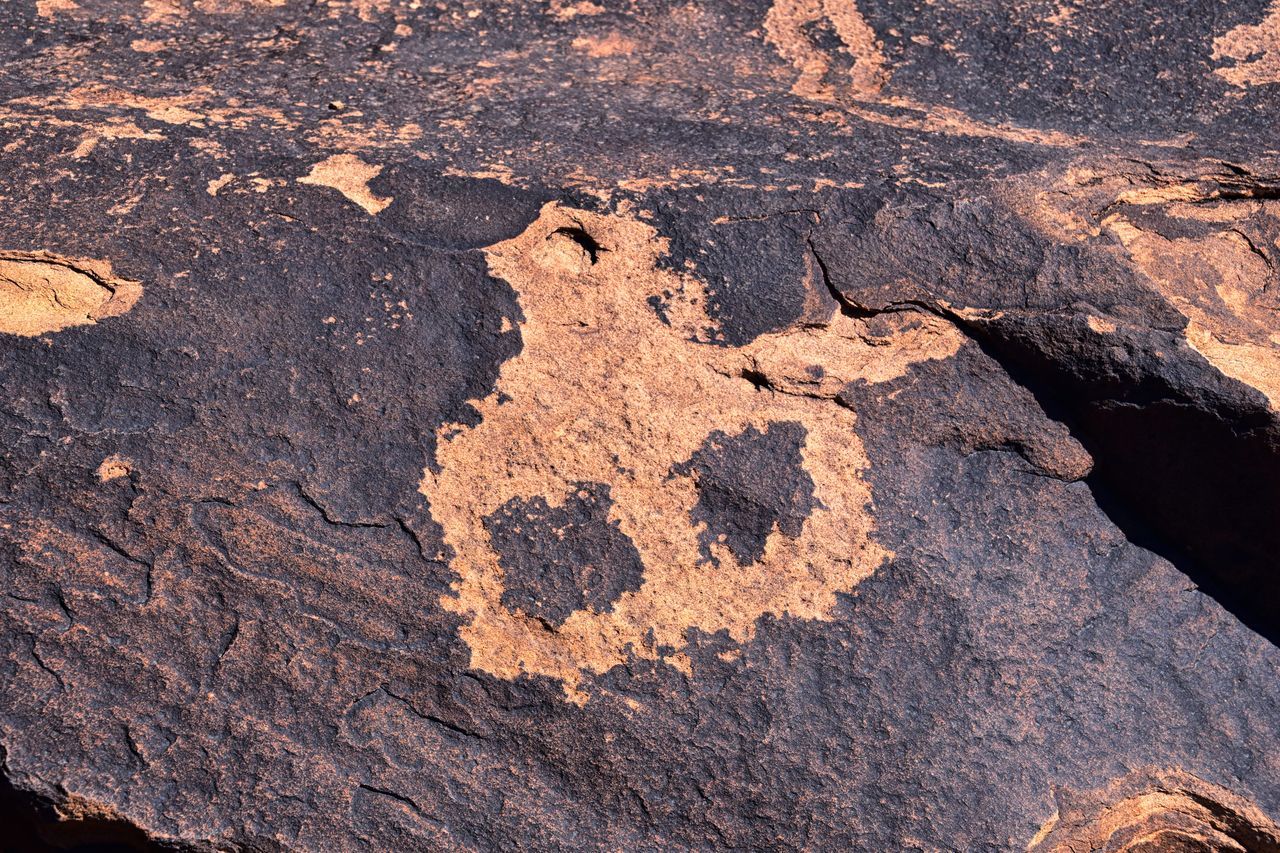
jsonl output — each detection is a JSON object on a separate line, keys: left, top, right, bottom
{"left": 195, "top": 0, "right": 287, "bottom": 11}
{"left": 1086, "top": 315, "right": 1117, "bottom": 335}
{"left": 22, "top": 86, "right": 207, "bottom": 126}
{"left": 845, "top": 97, "right": 1086, "bottom": 147}
{"left": 130, "top": 39, "right": 169, "bottom": 53}
{"left": 1027, "top": 769, "right": 1280, "bottom": 851}
{"left": 1185, "top": 323, "right": 1280, "bottom": 407}
{"left": 14, "top": 85, "right": 298, "bottom": 137}
{"left": 571, "top": 33, "right": 638, "bottom": 58}
{"left": 549, "top": 0, "right": 604, "bottom": 19}
{"left": 761, "top": 0, "right": 1085, "bottom": 147}
{"left": 442, "top": 163, "right": 516, "bottom": 185}
{"left": 206, "top": 173, "right": 235, "bottom": 196}
{"left": 36, "top": 0, "right": 79, "bottom": 17}
{"left": 1015, "top": 160, "right": 1280, "bottom": 410}
{"left": 1213, "top": 1, "right": 1280, "bottom": 87}
{"left": 70, "top": 120, "right": 164, "bottom": 159}
{"left": 141, "top": 0, "right": 184, "bottom": 22}
{"left": 421, "top": 203, "right": 962, "bottom": 703}
{"left": 764, "top": 0, "right": 887, "bottom": 100}
{"left": 1103, "top": 210, "right": 1280, "bottom": 410}
{"left": 298, "top": 154, "right": 392, "bottom": 215}
{"left": 0, "top": 252, "right": 142, "bottom": 337}
{"left": 97, "top": 455, "right": 133, "bottom": 482}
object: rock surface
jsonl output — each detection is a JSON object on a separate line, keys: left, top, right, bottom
{"left": 3, "top": 0, "right": 1280, "bottom": 850}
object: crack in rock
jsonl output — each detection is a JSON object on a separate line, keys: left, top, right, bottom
{"left": 0, "top": 252, "right": 141, "bottom": 337}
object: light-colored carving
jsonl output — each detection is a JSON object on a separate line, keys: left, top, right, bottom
{"left": 421, "top": 203, "right": 963, "bottom": 702}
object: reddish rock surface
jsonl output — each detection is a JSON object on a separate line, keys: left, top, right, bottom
{"left": 4, "top": 0, "right": 1280, "bottom": 850}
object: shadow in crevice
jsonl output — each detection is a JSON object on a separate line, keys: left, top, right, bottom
{"left": 0, "top": 772, "right": 163, "bottom": 853}
{"left": 962, "top": 325, "right": 1280, "bottom": 648}
{"left": 1077, "top": 399, "right": 1280, "bottom": 646}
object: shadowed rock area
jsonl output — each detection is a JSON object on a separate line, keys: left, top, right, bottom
{"left": 674, "top": 421, "right": 818, "bottom": 566}
{"left": 488, "top": 483, "right": 645, "bottom": 626}
{"left": 3, "top": 0, "right": 1280, "bottom": 850}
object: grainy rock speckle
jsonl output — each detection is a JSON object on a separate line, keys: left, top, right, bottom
{"left": 4, "top": 1, "right": 1280, "bottom": 849}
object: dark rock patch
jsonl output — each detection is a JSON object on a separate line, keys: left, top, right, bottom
{"left": 673, "top": 421, "right": 818, "bottom": 566}
{"left": 487, "top": 483, "right": 645, "bottom": 625}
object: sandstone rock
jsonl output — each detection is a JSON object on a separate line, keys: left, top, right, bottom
{"left": 3, "top": 0, "right": 1280, "bottom": 849}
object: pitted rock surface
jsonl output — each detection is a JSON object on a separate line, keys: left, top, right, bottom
{"left": 4, "top": 0, "right": 1280, "bottom": 850}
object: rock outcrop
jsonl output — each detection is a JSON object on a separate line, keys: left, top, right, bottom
{"left": 3, "top": 0, "right": 1280, "bottom": 849}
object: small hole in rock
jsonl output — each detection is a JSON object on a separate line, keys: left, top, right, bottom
{"left": 549, "top": 227, "right": 606, "bottom": 264}
{"left": 740, "top": 368, "right": 771, "bottom": 391}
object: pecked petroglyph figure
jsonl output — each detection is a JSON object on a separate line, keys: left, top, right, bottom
{"left": 421, "top": 202, "right": 962, "bottom": 702}
{"left": 0, "top": 251, "right": 141, "bottom": 337}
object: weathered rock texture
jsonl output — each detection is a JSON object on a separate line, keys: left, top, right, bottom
{"left": 3, "top": 0, "right": 1280, "bottom": 850}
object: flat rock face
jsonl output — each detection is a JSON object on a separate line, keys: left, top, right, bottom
{"left": 3, "top": 1, "right": 1280, "bottom": 850}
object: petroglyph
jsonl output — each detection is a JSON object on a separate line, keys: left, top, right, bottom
{"left": 761, "top": 0, "right": 1086, "bottom": 147}
{"left": 96, "top": 455, "right": 133, "bottom": 482}
{"left": 421, "top": 203, "right": 963, "bottom": 702}
{"left": 1102, "top": 197, "right": 1280, "bottom": 409}
{"left": 1027, "top": 770, "right": 1280, "bottom": 852}
{"left": 1214, "top": 1, "right": 1280, "bottom": 87}
{"left": 35, "top": 0, "right": 79, "bottom": 18}
{"left": 0, "top": 252, "right": 142, "bottom": 337}
{"left": 764, "top": 0, "right": 888, "bottom": 100}
{"left": 1013, "top": 160, "right": 1280, "bottom": 410}
{"left": 297, "top": 154, "right": 392, "bottom": 215}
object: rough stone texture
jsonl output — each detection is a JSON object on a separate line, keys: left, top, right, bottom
{"left": 3, "top": 0, "right": 1280, "bottom": 850}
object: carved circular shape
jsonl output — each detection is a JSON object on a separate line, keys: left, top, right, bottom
{"left": 1028, "top": 771, "right": 1280, "bottom": 853}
